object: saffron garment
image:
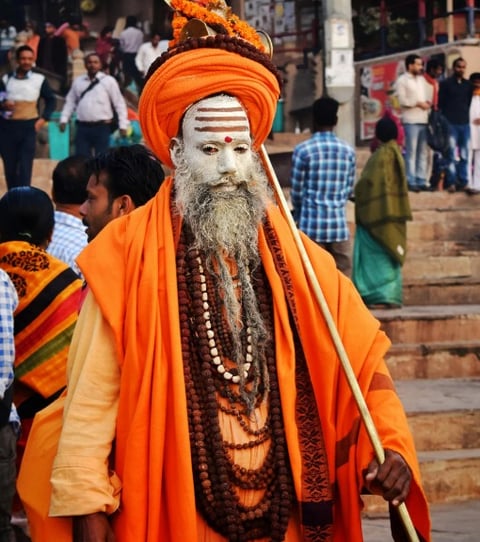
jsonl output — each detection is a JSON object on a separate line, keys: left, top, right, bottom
{"left": 353, "top": 141, "right": 412, "bottom": 306}
{"left": 28, "top": 178, "right": 429, "bottom": 541}
{"left": 0, "top": 241, "right": 83, "bottom": 409}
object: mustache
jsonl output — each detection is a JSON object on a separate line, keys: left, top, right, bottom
{"left": 208, "top": 176, "right": 249, "bottom": 188}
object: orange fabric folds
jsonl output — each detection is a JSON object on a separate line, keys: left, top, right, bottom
{"left": 138, "top": 48, "right": 280, "bottom": 168}
{"left": 66, "top": 178, "right": 430, "bottom": 542}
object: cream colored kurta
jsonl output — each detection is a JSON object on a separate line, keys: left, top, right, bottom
{"left": 50, "top": 291, "right": 303, "bottom": 541}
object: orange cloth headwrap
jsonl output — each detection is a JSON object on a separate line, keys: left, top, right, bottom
{"left": 138, "top": 48, "right": 280, "bottom": 168}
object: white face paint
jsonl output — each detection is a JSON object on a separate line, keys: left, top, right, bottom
{"left": 174, "top": 95, "right": 255, "bottom": 192}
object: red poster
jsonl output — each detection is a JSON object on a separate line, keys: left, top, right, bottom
{"left": 359, "top": 60, "right": 404, "bottom": 140}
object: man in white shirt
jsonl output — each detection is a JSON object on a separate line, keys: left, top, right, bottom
{"left": 396, "top": 54, "right": 432, "bottom": 192}
{"left": 59, "top": 52, "right": 128, "bottom": 156}
{"left": 135, "top": 31, "right": 169, "bottom": 88}
{"left": 119, "top": 15, "right": 144, "bottom": 92}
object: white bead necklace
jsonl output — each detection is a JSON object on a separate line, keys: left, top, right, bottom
{"left": 197, "top": 257, "right": 253, "bottom": 383}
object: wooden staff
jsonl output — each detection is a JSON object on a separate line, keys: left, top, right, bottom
{"left": 259, "top": 145, "right": 420, "bottom": 542}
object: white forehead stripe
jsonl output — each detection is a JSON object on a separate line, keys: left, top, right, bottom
{"left": 184, "top": 96, "right": 250, "bottom": 135}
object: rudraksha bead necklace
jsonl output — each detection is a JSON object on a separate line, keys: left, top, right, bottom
{"left": 176, "top": 228, "right": 295, "bottom": 541}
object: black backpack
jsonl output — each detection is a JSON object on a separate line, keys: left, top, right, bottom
{"left": 426, "top": 109, "right": 450, "bottom": 155}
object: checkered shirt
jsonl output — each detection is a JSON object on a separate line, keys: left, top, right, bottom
{"left": 48, "top": 210, "right": 88, "bottom": 278}
{"left": 0, "top": 268, "right": 19, "bottom": 426}
{"left": 290, "top": 131, "right": 356, "bottom": 243}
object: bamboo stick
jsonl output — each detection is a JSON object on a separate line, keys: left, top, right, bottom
{"left": 259, "top": 145, "right": 420, "bottom": 542}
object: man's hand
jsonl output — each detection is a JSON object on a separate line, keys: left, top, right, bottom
{"left": 59, "top": 122, "right": 67, "bottom": 133}
{"left": 417, "top": 101, "right": 431, "bottom": 111}
{"left": 364, "top": 449, "right": 411, "bottom": 506}
{"left": 34, "top": 118, "right": 46, "bottom": 132}
{"left": 119, "top": 128, "right": 128, "bottom": 138}
{"left": 1, "top": 99, "right": 14, "bottom": 111}
{"left": 73, "top": 512, "right": 115, "bottom": 542}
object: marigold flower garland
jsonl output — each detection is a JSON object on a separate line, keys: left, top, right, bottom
{"left": 169, "top": 0, "right": 265, "bottom": 52}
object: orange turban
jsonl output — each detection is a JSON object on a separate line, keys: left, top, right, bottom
{"left": 138, "top": 48, "right": 280, "bottom": 168}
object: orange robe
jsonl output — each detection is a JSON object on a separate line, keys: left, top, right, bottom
{"left": 21, "top": 177, "right": 430, "bottom": 541}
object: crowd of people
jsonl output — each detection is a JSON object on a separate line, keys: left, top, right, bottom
{"left": 6, "top": 2, "right": 479, "bottom": 541}
{"left": 395, "top": 53, "right": 479, "bottom": 194}
{"left": 0, "top": 12, "right": 173, "bottom": 189}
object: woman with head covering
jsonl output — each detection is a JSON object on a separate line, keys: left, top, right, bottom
{"left": 353, "top": 115, "right": 412, "bottom": 308}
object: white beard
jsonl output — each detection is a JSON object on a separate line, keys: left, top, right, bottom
{"left": 174, "top": 144, "right": 273, "bottom": 404}
{"left": 174, "top": 144, "right": 272, "bottom": 262}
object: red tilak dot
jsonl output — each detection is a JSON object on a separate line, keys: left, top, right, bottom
{"left": 224, "top": 136, "right": 233, "bottom": 143}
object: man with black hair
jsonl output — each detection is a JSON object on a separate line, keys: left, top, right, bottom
{"left": 396, "top": 53, "right": 432, "bottom": 192}
{"left": 135, "top": 30, "right": 169, "bottom": 90}
{"left": 48, "top": 156, "right": 89, "bottom": 277}
{"left": 439, "top": 57, "right": 473, "bottom": 192}
{"left": 119, "top": 15, "right": 144, "bottom": 92}
{"left": 59, "top": 52, "right": 128, "bottom": 157}
{"left": 80, "top": 144, "right": 165, "bottom": 242}
{"left": 290, "top": 96, "right": 356, "bottom": 276}
{"left": 0, "top": 45, "right": 56, "bottom": 188}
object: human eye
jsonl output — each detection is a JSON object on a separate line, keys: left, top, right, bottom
{"left": 235, "top": 144, "right": 249, "bottom": 154}
{"left": 202, "top": 144, "right": 218, "bottom": 155}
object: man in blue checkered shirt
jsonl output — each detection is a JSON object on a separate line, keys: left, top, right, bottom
{"left": 0, "top": 268, "right": 19, "bottom": 542}
{"left": 47, "top": 156, "right": 89, "bottom": 279}
{"left": 290, "top": 96, "right": 356, "bottom": 276}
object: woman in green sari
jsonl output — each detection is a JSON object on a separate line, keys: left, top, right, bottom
{"left": 353, "top": 116, "right": 412, "bottom": 308}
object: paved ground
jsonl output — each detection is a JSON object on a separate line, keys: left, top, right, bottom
{"left": 362, "top": 499, "right": 480, "bottom": 541}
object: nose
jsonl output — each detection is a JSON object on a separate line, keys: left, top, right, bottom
{"left": 79, "top": 201, "right": 87, "bottom": 217}
{"left": 217, "top": 147, "right": 238, "bottom": 176}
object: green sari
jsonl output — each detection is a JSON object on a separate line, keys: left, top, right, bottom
{"left": 352, "top": 140, "right": 412, "bottom": 306}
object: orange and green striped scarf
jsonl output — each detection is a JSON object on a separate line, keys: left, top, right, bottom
{"left": 0, "top": 241, "right": 83, "bottom": 403}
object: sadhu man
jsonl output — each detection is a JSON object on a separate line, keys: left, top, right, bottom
{"left": 19, "top": 1, "right": 430, "bottom": 541}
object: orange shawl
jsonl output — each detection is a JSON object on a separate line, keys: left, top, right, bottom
{"left": 72, "top": 178, "right": 430, "bottom": 541}
{"left": 0, "top": 241, "right": 82, "bottom": 404}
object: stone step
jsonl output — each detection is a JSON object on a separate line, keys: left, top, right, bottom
{"left": 403, "top": 255, "right": 480, "bottom": 282}
{"left": 403, "top": 281, "right": 480, "bottom": 306}
{"left": 419, "top": 448, "right": 480, "bottom": 504}
{"left": 373, "top": 305, "right": 480, "bottom": 344}
{"left": 362, "top": 499, "right": 480, "bottom": 542}
{"left": 407, "top": 219, "right": 480, "bottom": 243}
{"left": 386, "top": 340, "right": 480, "bottom": 380}
{"left": 407, "top": 239, "right": 480, "bottom": 258}
{"left": 408, "top": 190, "right": 480, "bottom": 211}
{"left": 395, "top": 378, "right": 480, "bottom": 451}
{"left": 408, "top": 410, "right": 480, "bottom": 452}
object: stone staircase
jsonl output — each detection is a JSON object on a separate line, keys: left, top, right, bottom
{"left": 362, "top": 190, "right": 480, "bottom": 529}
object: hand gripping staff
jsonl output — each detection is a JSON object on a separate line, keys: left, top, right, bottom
{"left": 259, "top": 145, "right": 420, "bottom": 542}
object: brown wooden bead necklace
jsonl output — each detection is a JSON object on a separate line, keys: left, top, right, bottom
{"left": 176, "top": 228, "right": 295, "bottom": 541}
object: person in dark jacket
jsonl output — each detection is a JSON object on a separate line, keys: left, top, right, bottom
{"left": 36, "top": 22, "right": 68, "bottom": 90}
{"left": 438, "top": 57, "right": 473, "bottom": 192}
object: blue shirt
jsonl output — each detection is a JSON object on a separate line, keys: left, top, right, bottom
{"left": 0, "top": 268, "right": 19, "bottom": 427}
{"left": 290, "top": 131, "right": 355, "bottom": 243}
{"left": 48, "top": 210, "right": 88, "bottom": 278}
